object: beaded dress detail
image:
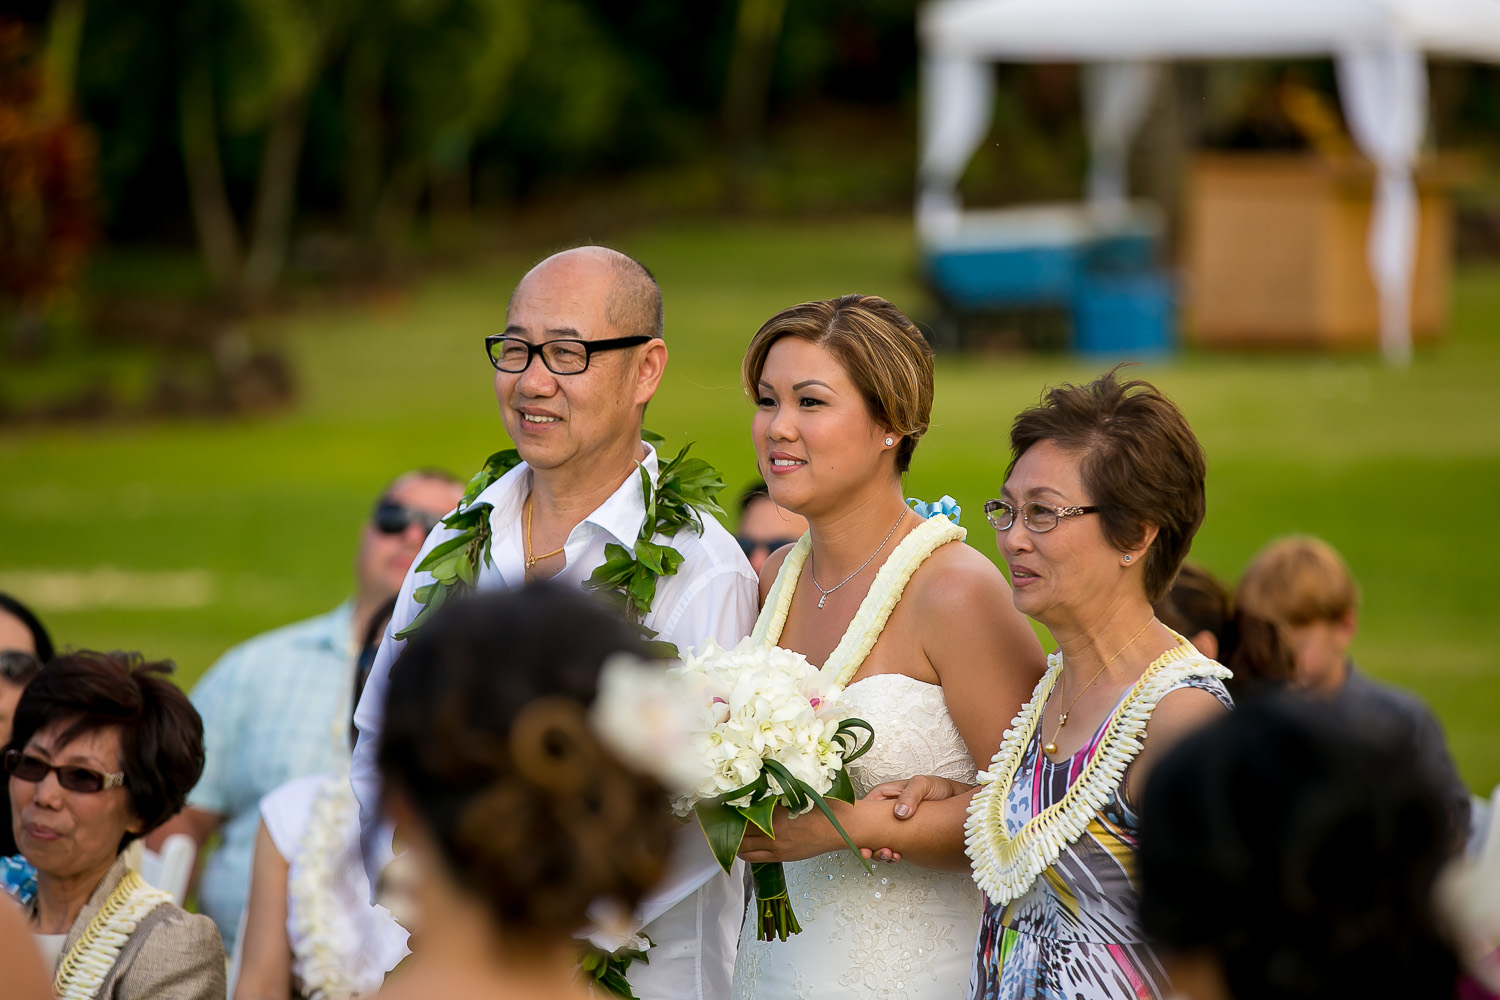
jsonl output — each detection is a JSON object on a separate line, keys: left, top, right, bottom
{"left": 732, "top": 517, "right": 982, "bottom": 1000}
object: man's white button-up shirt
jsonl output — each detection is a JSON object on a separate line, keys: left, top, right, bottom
{"left": 352, "top": 443, "right": 758, "bottom": 1000}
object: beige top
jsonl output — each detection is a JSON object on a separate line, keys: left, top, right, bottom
{"left": 38, "top": 856, "right": 226, "bottom": 1000}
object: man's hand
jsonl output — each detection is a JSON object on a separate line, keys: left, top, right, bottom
{"left": 857, "top": 776, "right": 971, "bottom": 863}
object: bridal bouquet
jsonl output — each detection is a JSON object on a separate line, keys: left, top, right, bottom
{"left": 668, "top": 638, "right": 874, "bottom": 941}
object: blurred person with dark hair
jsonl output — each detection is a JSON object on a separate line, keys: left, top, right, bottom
{"left": 352, "top": 247, "right": 758, "bottom": 1000}
{"left": 0, "top": 592, "right": 55, "bottom": 663}
{"left": 1152, "top": 563, "right": 1230, "bottom": 659}
{"left": 147, "top": 469, "right": 464, "bottom": 953}
{"left": 876, "top": 368, "right": 1232, "bottom": 1000}
{"left": 0, "top": 592, "right": 54, "bottom": 858}
{"left": 2, "top": 650, "right": 224, "bottom": 999}
{"left": 1154, "top": 563, "right": 1296, "bottom": 703}
{"left": 374, "top": 585, "right": 681, "bottom": 1000}
{"left": 1137, "top": 695, "right": 1461, "bottom": 1000}
{"left": 734, "top": 480, "right": 808, "bottom": 574}
{"left": 233, "top": 596, "right": 407, "bottom": 1000}
{"left": 1238, "top": 535, "right": 1470, "bottom": 844}
{"left": 0, "top": 591, "right": 54, "bottom": 746}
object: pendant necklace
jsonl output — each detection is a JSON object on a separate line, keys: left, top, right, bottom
{"left": 524, "top": 496, "right": 567, "bottom": 578}
{"left": 1043, "top": 615, "right": 1156, "bottom": 756}
{"left": 809, "top": 507, "right": 908, "bottom": 609}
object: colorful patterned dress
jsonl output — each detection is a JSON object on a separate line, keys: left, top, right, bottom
{"left": 968, "top": 642, "right": 1232, "bottom": 1000}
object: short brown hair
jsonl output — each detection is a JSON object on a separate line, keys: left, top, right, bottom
{"left": 1237, "top": 535, "right": 1360, "bottom": 627}
{"left": 8, "top": 651, "right": 205, "bottom": 849}
{"left": 1010, "top": 366, "right": 1207, "bottom": 602}
{"left": 742, "top": 294, "right": 934, "bottom": 474}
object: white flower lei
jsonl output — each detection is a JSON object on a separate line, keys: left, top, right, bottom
{"left": 964, "top": 638, "right": 1231, "bottom": 906}
{"left": 288, "top": 771, "right": 362, "bottom": 1000}
{"left": 752, "top": 515, "right": 965, "bottom": 687}
{"left": 53, "top": 868, "right": 172, "bottom": 1000}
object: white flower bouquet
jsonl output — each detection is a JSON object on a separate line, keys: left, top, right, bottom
{"left": 668, "top": 638, "right": 875, "bottom": 941}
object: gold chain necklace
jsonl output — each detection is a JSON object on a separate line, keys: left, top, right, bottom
{"left": 1043, "top": 615, "right": 1156, "bottom": 756}
{"left": 523, "top": 496, "right": 567, "bottom": 577}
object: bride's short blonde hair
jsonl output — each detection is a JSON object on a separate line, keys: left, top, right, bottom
{"left": 742, "top": 294, "right": 934, "bottom": 474}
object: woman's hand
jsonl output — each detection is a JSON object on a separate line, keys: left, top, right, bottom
{"left": 736, "top": 803, "right": 847, "bottom": 864}
{"left": 858, "top": 776, "right": 972, "bottom": 863}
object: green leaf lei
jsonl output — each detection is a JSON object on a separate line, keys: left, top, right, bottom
{"left": 396, "top": 431, "right": 726, "bottom": 660}
{"left": 392, "top": 433, "right": 726, "bottom": 996}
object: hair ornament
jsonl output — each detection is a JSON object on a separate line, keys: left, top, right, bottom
{"left": 907, "top": 495, "right": 962, "bottom": 524}
{"left": 589, "top": 653, "right": 699, "bottom": 795}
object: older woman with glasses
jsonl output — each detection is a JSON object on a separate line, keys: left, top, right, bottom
{"left": 875, "top": 367, "right": 1233, "bottom": 1000}
{"left": 3, "top": 650, "right": 224, "bottom": 1000}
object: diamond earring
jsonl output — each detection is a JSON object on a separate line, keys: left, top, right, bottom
{"left": 884, "top": 437, "right": 894, "bottom": 447}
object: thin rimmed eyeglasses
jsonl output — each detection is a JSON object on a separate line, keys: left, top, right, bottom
{"left": 984, "top": 499, "right": 1099, "bottom": 532}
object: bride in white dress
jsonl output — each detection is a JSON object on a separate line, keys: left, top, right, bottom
{"left": 729, "top": 294, "right": 1045, "bottom": 1000}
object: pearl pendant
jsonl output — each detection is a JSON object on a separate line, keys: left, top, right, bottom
{"left": 1043, "top": 742, "right": 1058, "bottom": 755}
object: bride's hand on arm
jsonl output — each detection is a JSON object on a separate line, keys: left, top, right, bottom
{"left": 859, "top": 776, "right": 974, "bottom": 863}
{"left": 736, "top": 792, "right": 977, "bottom": 871}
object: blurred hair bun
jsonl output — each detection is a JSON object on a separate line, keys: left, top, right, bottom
{"left": 378, "top": 585, "right": 678, "bottom": 937}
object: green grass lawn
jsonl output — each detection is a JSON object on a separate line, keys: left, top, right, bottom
{"left": 2, "top": 216, "right": 1497, "bottom": 793}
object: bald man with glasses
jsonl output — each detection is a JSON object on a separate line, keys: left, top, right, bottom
{"left": 352, "top": 246, "right": 758, "bottom": 1000}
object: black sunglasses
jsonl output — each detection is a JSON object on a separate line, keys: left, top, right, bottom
{"left": 373, "top": 502, "right": 442, "bottom": 537}
{"left": 0, "top": 650, "right": 41, "bottom": 683}
{"left": 737, "top": 536, "right": 801, "bottom": 558}
{"left": 4, "top": 749, "right": 126, "bottom": 794}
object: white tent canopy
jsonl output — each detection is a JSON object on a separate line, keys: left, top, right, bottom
{"left": 918, "top": 0, "right": 1500, "bottom": 363}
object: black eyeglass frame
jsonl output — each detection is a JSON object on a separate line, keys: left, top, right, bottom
{"left": 984, "top": 499, "right": 1100, "bottom": 533}
{"left": 4, "top": 748, "right": 126, "bottom": 794}
{"left": 736, "top": 536, "right": 801, "bottom": 558}
{"left": 372, "top": 501, "right": 442, "bottom": 537}
{"left": 484, "top": 334, "right": 656, "bottom": 375}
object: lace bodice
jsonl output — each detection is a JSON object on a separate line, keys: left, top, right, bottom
{"left": 733, "top": 517, "right": 982, "bottom": 1000}
{"left": 841, "top": 674, "right": 977, "bottom": 794}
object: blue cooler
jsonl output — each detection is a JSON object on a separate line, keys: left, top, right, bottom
{"left": 1071, "top": 273, "right": 1176, "bottom": 358}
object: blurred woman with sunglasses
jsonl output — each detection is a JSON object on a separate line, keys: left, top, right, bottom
{"left": 2, "top": 650, "right": 224, "bottom": 999}
{"left": 0, "top": 591, "right": 53, "bottom": 749}
{"left": 1, "top": 592, "right": 54, "bottom": 858}
{"left": 877, "top": 368, "right": 1233, "bottom": 1000}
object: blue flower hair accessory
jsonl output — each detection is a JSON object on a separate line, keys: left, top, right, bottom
{"left": 907, "top": 495, "right": 961, "bottom": 524}
{"left": 1, "top": 854, "right": 37, "bottom": 906}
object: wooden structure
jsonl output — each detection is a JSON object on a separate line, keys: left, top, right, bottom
{"left": 1184, "top": 155, "right": 1452, "bottom": 350}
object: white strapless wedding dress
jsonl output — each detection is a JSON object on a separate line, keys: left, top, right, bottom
{"left": 731, "top": 517, "right": 983, "bottom": 1000}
